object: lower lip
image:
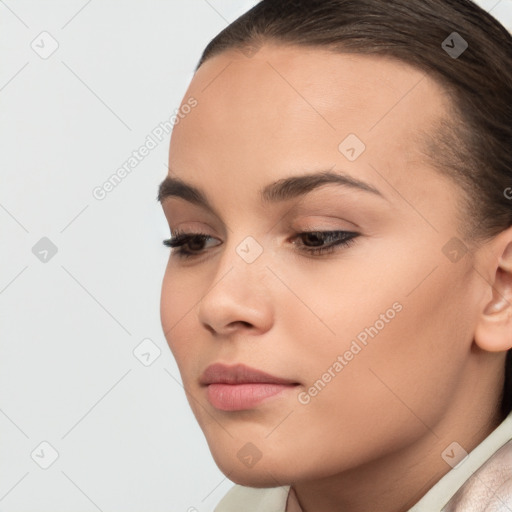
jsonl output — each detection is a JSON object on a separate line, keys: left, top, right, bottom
{"left": 205, "top": 383, "right": 298, "bottom": 411}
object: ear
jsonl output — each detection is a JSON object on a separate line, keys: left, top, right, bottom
{"left": 474, "top": 226, "right": 512, "bottom": 353}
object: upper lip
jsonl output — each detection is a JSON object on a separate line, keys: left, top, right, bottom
{"left": 200, "top": 363, "right": 299, "bottom": 386}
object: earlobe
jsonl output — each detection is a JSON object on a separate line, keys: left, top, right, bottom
{"left": 474, "top": 233, "right": 512, "bottom": 353}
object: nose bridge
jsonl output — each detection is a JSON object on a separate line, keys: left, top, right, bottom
{"left": 197, "top": 228, "right": 275, "bottom": 333}
{"left": 233, "top": 232, "right": 268, "bottom": 267}
{"left": 214, "top": 229, "right": 272, "bottom": 294}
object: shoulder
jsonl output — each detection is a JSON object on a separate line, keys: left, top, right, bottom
{"left": 214, "top": 484, "right": 291, "bottom": 512}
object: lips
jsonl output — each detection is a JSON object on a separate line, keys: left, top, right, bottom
{"left": 199, "top": 362, "right": 299, "bottom": 386}
{"left": 199, "top": 363, "right": 300, "bottom": 411}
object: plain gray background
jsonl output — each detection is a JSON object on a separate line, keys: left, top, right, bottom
{"left": 1, "top": 1, "right": 511, "bottom": 511}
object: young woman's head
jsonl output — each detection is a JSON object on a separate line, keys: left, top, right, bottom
{"left": 158, "top": 0, "right": 512, "bottom": 504}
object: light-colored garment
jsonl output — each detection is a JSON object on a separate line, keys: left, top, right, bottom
{"left": 214, "top": 410, "right": 512, "bottom": 512}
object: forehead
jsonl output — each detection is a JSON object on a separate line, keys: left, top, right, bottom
{"left": 169, "top": 43, "right": 451, "bottom": 206}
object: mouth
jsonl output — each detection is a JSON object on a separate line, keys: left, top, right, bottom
{"left": 200, "top": 362, "right": 301, "bottom": 411}
{"left": 204, "top": 382, "right": 300, "bottom": 411}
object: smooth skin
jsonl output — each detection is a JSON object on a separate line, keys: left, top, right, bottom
{"left": 159, "top": 44, "right": 512, "bottom": 512}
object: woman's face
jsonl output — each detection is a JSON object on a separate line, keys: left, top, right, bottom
{"left": 159, "top": 44, "right": 490, "bottom": 486}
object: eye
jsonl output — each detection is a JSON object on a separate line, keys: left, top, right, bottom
{"left": 292, "top": 230, "right": 359, "bottom": 256}
{"left": 162, "top": 229, "right": 360, "bottom": 259}
{"left": 162, "top": 229, "right": 218, "bottom": 259}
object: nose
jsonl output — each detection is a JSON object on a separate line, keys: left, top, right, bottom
{"left": 197, "top": 236, "right": 274, "bottom": 337}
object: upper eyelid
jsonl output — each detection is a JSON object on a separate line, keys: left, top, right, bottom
{"left": 165, "top": 209, "right": 361, "bottom": 231}
{"left": 162, "top": 195, "right": 379, "bottom": 235}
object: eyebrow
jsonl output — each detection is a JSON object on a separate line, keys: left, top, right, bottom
{"left": 157, "top": 169, "right": 386, "bottom": 212}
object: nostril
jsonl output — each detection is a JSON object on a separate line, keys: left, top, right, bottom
{"left": 229, "top": 321, "right": 252, "bottom": 329}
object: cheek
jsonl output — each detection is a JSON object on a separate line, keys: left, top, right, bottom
{"left": 160, "top": 271, "right": 176, "bottom": 347}
{"left": 277, "top": 244, "right": 473, "bottom": 452}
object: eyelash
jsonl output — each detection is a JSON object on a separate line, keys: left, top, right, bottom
{"left": 162, "top": 229, "right": 359, "bottom": 259}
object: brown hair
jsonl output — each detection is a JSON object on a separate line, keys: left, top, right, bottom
{"left": 195, "top": 0, "right": 512, "bottom": 419}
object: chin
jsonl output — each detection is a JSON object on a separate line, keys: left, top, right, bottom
{"left": 211, "top": 450, "right": 299, "bottom": 487}
{"left": 224, "top": 469, "right": 288, "bottom": 488}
